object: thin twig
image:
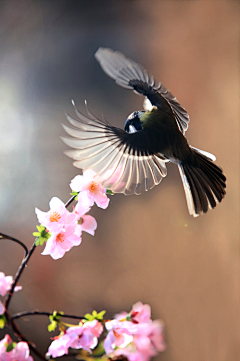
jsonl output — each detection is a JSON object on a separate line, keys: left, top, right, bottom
{"left": 4, "top": 241, "right": 36, "bottom": 312}
{"left": 5, "top": 195, "right": 76, "bottom": 312}
{"left": 12, "top": 310, "right": 85, "bottom": 321}
{"left": 2, "top": 195, "right": 77, "bottom": 360}
{"left": 65, "top": 195, "right": 76, "bottom": 209}
{"left": 0, "top": 232, "right": 28, "bottom": 258}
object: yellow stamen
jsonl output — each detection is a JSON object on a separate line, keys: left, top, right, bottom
{"left": 50, "top": 211, "right": 61, "bottom": 222}
{"left": 89, "top": 181, "right": 99, "bottom": 194}
{"left": 113, "top": 330, "right": 122, "bottom": 341}
{"left": 56, "top": 233, "right": 65, "bottom": 243}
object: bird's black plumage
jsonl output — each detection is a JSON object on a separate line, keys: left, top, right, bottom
{"left": 62, "top": 48, "right": 226, "bottom": 217}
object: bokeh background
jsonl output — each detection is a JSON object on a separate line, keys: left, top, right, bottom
{"left": 0, "top": 1, "right": 239, "bottom": 360}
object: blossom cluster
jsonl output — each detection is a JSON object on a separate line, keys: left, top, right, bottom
{"left": 34, "top": 170, "right": 110, "bottom": 260}
{"left": 47, "top": 319, "right": 103, "bottom": 358}
{"left": 0, "top": 272, "right": 22, "bottom": 318}
{"left": 0, "top": 334, "right": 33, "bottom": 361}
{"left": 46, "top": 302, "right": 166, "bottom": 361}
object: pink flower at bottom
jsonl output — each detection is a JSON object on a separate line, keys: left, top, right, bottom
{"left": 41, "top": 225, "right": 81, "bottom": 260}
{"left": 67, "top": 320, "right": 103, "bottom": 353}
{"left": 0, "top": 335, "right": 33, "bottom": 361}
{"left": 104, "top": 302, "right": 165, "bottom": 361}
{"left": 46, "top": 332, "right": 78, "bottom": 358}
{"left": 104, "top": 320, "right": 135, "bottom": 355}
{"left": 110, "top": 320, "right": 166, "bottom": 361}
{"left": 130, "top": 302, "right": 151, "bottom": 324}
{"left": 46, "top": 320, "right": 103, "bottom": 358}
{"left": 0, "top": 272, "right": 22, "bottom": 297}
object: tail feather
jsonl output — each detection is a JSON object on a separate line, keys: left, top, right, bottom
{"left": 194, "top": 168, "right": 217, "bottom": 207}
{"left": 199, "top": 158, "right": 226, "bottom": 188}
{"left": 193, "top": 150, "right": 226, "bottom": 183}
{"left": 178, "top": 148, "right": 226, "bottom": 217}
{"left": 197, "top": 167, "right": 223, "bottom": 202}
{"left": 185, "top": 165, "right": 209, "bottom": 213}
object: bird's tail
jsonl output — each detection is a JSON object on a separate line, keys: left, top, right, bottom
{"left": 178, "top": 147, "right": 226, "bottom": 217}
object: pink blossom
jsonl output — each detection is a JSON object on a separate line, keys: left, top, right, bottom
{"left": 74, "top": 202, "right": 97, "bottom": 236}
{"left": 104, "top": 319, "right": 135, "bottom": 354}
{"left": 133, "top": 320, "right": 165, "bottom": 351}
{"left": 41, "top": 225, "right": 81, "bottom": 260}
{"left": 79, "top": 215, "right": 97, "bottom": 236}
{"left": 68, "top": 320, "right": 103, "bottom": 353}
{"left": 46, "top": 320, "right": 103, "bottom": 358}
{"left": 114, "top": 311, "right": 128, "bottom": 321}
{"left": 0, "top": 300, "right": 4, "bottom": 315}
{"left": 147, "top": 320, "right": 166, "bottom": 352}
{"left": 74, "top": 201, "right": 91, "bottom": 217}
{"left": 130, "top": 302, "right": 151, "bottom": 324}
{"left": 111, "top": 321, "right": 166, "bottom": 361}
{"left": 114, "top": 302, "right": 151, "bottom": 324}
{"left": 0, "top": 335, "right": 33, "bottom": 361}
{"left": 70, "top": 170, "right": 110, "bottom": 209}
{"left": 46, "top": 332, "right": 77, "bottom": 358}
{"left": 35, "top": 197, "right": 79, "bottom": 233}
{"left": 104, "top": 303, "right": 166, "bottom": 361}
{"left": 0, "top": 272, "right": 22, "bottom": 297}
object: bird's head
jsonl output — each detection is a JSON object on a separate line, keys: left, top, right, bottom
{"left": 124, "top": 111, "right": 145, "bottom": 133}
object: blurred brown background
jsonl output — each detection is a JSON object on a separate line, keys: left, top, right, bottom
{"left": 0, "top": 1, "right": 239, "bottom": 360}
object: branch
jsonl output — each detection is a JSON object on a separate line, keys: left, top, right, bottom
{"left": 0, "top": 232, "right": 28, "bottom": 258}
{"left": 2, "top": 195, "right": 77, "bottom": 360}
{"left": 5, "top": 195, "right": 76, "bottom": 312}
{"left": 12, "top": 310, "right": 85, "bottom": 321}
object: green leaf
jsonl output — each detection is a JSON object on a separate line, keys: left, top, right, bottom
{"left": 96, "top": 310, "right": 106, "bottom": 320}
{"left": 48, "top": 320, "right": 57, "bottom": 332}
{"left": 37, "top": 225, "right": 45, "bottom": 232}
{"left": 6, "top": 341, "right": 16, "bottom": 352}
{"left": 0, "top": 315, "right": 6, "bottom": 329}
{"left": 33, "top": 225, "right": 51, "bottom": 246}
{"left": 84, "top": 313, "right": 94, "bottom": 321}
{"left": 84, "top": 310, "right": 106, "bottom": 322}
{"left": 106, "top": 189, "right": 114, "bottom": 195}
{"left": 48, "top": 311, "right": 64, "bottom": 332}
{"left": 70, "top": 191, "right": 79, "bottom": 201}
{"left": 39, "top": 237, "right": 47, "bottom": 245}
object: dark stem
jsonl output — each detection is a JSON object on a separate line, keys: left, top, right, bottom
{"left": 12, "top": 310, "right": 85, "bottom": 321}
{"left": 0, "top": 232, "right": 28, "bottom": 258}
{"left": 3, "top": 195, "right": 76, "bottom": 360}
{"left": 5, "top": 195, "right": 76, "bottom": 312}
{"left": 65, "top": 195, "right": 76, "bottom": 209}
{"left": 5, "top": 313, "right": 46, "bottom": 360}
{"left": 4, "top": 241, "right": 36, "bottom": 312}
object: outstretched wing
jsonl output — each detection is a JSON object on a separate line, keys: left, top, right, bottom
{"left": 95, "top": 48, "right": 190, "bottom": 134}
{"left": 62, "top": 103, "right": 168, "bottom": 195}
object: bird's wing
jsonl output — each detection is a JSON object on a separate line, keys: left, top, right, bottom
{"left": 95, "top": 47, "right": 190, "bottom": 134}
{"left": 62, "top": 103, "right": 168, "bottom": 195}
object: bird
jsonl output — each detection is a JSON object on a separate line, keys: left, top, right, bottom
{"left": 62, "top": 48, "right": 226, "bottom": 217}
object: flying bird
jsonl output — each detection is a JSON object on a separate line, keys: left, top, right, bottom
{"left": 62, "top": 48, "right": 226, "bottom": 217}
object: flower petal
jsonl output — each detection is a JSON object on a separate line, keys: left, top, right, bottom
{"left": 70, "top": 175, "right": 91, "bottom": 192}
{"left": 81, "top": 215, "right": 97, "bottom": 236}
{"left": 78, "top": 191, "right": 94, "bottom": 208}
{"left": 0, "top": 301, "right": 4, "bottom": 315}
{"left": 74, "top": 201, "right": 91, "bottom": 217}
{"left": 93, "top": 192, "right": 110, "bottom": 209}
